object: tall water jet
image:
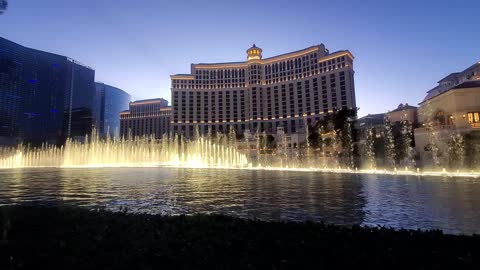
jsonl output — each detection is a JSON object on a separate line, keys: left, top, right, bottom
{"left": 384, "top": 116, "right": 396, "bottom": 168}
{"left": 275, "top": 126, "right": 289, "bottom": 168}
{"left": 0, "top": 129, "right": 251, "bottom": 169}
{"left": 319, "top": 126, "right": 327, "bottom": 168}
{"left": 426, "top": 124, "right": 441, "bottom": 168}
{"left": 364, "top": 127, "right": 376, "bottom": 169}
{"left": 401, "top": 120, "right": 415, "bottom": 169}
{"left": 447, "top": 132, "right": 465, "bottom": 170}
{"left": 228, "top": 126, "right": 236, "bottom": 146}
{"left": 333, "top": 130, "right": 342, "bottom": 169}
{"left": 255, "top": 127, "right": 261, "bottom": 166}
{"left": 343, "top": 118, "right": 355, "bottom": 169}
{"left": 304, "top": 116, "right": 311, "bottom": 167}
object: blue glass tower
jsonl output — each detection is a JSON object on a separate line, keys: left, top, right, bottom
{"left": 95, "top": 82, "right": 131, "bottom": 138}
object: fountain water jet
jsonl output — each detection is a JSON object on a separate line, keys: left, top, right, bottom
{"left": 1, "top": 128, "right": 479, "bottom": 178}
{"left": 0, "top": 129, "right": 249, "bottom": 169}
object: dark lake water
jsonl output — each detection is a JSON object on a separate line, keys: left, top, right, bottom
{"left": 0, "top": 167, "right": 479, "bottom": 235}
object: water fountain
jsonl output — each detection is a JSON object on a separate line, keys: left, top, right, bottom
{"left": 384, "top": 116, "right": 396, "bottom": 168}
{"left": 401, "top": 120, "right": 415, "bottom": 169}
{"left": 0, "top": 129, "right": 249, "bottom": 169}
{"left": 343, "top": 118, "right": 355, "bottom": 169}
{"left": 447, "top": 132, "right": 465, "bottom": 170}
{"left": 364, "top": 128, "right": 376, "bottom": 170}
{"left": 319, "top": 126, "right": 327, "bottom": 168}
{"left": 255, "top": 127, "right": 261, "bottom": 166}
{"left": 0, "top": 125, "right": 479, "bottom": 178}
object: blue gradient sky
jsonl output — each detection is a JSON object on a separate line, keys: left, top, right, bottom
{"left": 1, "top": 0, "right": 479, "bottom": 116}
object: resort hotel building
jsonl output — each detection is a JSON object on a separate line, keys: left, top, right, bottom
{"left": 120, "top": 98, "right": 171, "bottom": 139}
{"left": 171, "top": 44, "right": 356, "bottom": 138}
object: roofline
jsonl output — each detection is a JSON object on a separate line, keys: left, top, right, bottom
{"left": 262, "top": 45, "right": 322, "bottom": 61}
{"left": 130, "top": 98, "right": 168, "bottom": 105}
{"left": 389, "top": 106, "right": 418, "bottom": 113}
{"left": 461, "top": 62, "right": 480, "bottom": 73}
{"left": 419, "top": 83, "right": 480, "bottom": 105}
{"left": 437, "top": 72, "right": 460, "bottom": 83}
{"left": 0, "top": 37, "right": 95, "bottom": 71}
{"left": 436, "top": 62, "right": 480, "bottom": 83}
{"left": 95, "top": 82, "right": 131, "bottom": 96}
{"left": 120, "top": 107, "right": 172, "bottom": 114}
{"left": 358, "top": 113, "right": 385, "bottom": 119}
{"left": 171, "top": 46, "right": 353, "bottom": 77}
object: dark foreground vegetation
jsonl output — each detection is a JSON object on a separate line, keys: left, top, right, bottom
{"left": 0, "top": 206, "right": 479, "bottom": 269}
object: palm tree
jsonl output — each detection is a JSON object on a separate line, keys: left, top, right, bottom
{"left": 0, "top": 0, "right": 7, "bottom": 15}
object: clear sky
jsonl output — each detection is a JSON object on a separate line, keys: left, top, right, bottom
{"left": 1, "top": 0, "right": 479, "bottom": 116}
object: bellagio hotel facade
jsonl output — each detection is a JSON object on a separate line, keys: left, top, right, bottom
{"left": 171, "top": 44, "right": 356, "bottom": 138}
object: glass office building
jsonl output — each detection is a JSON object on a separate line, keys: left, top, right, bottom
{"left": 0, "top": 37, "right": 96, "bottom": 145}
{"left": 0, "top": 37, "right": 68, "bottom": 145}
{"left": 95, "top": 82, "right": 131, "bottom": 138}
{"left": 64, "top": 59, "right": 97, "bottom": 140}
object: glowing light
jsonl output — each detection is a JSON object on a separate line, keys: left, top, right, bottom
{"left": 0, "top": 130, "right": 249, "bottom": 169}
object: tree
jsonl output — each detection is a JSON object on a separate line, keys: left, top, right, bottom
{"left": 307, "top": 125, "right": 321, "bottom": 148}
{"left": 333, "top": 108, "right": 357, "bottom": 132}
{"left": 0, "top": 0, "right": 7, "bottom": 15}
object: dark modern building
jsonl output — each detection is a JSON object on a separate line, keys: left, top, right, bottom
{"left": 95, "top": 82, "right": 131, "bottom": 138}
{"left": 0, "top": 37, "right": 96, "bottom": 145}
{"left": 120, "top": 98, "right": 171, "bottom": 139}
{"left": 64, "top": 59, "right": 97, "bottom": 140}
{"left": 1, "top": 37, "right": 69, "bottom": 145}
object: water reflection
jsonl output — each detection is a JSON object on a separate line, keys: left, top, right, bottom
{"left": 0, "top": 168, "right": 479, "bottom": 234}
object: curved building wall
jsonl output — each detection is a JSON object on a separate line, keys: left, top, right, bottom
{"left": 0, "top": 37, "right": 69, "bottom": 145}
{"left": 95, "top": 82, "right": 131, "bottom": 138}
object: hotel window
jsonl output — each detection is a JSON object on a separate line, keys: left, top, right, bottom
{"left": 468, "top": 112, "right": 480, "bottom": 123}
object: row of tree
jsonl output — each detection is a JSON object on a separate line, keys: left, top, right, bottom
{"left": 306, "top": 108, "right": 419, "bottom": 169}
{"left": 305, "top": 108, "right": 480, "bottom": 170}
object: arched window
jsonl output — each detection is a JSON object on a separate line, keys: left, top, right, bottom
{"left": 434, "top": 111, "right": 446, "bottom": 126}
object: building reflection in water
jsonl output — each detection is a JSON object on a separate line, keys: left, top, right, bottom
{"left": 361, "top": 175, "right": 480, "bottom": 234}
{"left": 0, "top": 168, "right": 479, "bottom": 234}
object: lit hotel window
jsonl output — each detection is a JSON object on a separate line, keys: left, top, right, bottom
{"left": 467, "top": 112, "right": 480, "bottom": 123}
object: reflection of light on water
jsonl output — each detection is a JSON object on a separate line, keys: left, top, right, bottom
{"left": 246, "top": 167, "right": 480, "bottom": 178}
{"left": 0, "top": 131, "right": 479, "bottom": 178}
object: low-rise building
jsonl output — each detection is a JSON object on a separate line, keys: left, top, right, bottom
{"left": 414, "top": 62, "right": 480, "bottom": 167}
{"left": 387, "top": 103, "right": 418, "bottom": 124}
{"left": 356, "top": 113, "right": 385, "bottom": 141}
{"left": 95, "top": 82, "right": 131, "bottom": 138}
{"left": 120, "top": 98, "right": 171, "bottom": 139}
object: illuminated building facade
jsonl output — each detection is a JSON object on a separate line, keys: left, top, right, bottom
{"left": 171, "top": 44, "right": 356, "bottom": 138}
{"left": 414, "top": 61, "right": 480, "bottom": 164}
{"left": 387, "top": 103, "right": 418, "bottom": 124}
{"left": 120, "top": 98, "right": 171, "bottom": 138}
{"left": 95, "top": 82, "right": 131, "bottom": 138}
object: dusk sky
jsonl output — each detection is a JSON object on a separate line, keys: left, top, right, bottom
{"left": 1, "top": 0, "right": 479, "bottom": 116}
